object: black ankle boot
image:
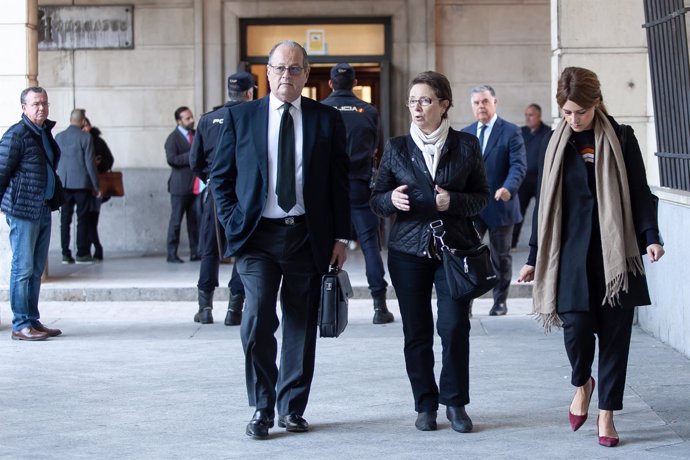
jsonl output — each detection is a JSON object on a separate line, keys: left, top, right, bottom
{"left": 372, "top": 295, "right": 394, "bottom": 324}
{"left": 446, "top": 406, "right": 473, "bottom": 433}
{"left": 225, "top": 293, "right": 244, "bottom": 326}
{"left": 194, "top": 289, "right": 214, "bottom": 324}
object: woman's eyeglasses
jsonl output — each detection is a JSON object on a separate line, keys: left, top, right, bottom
{"left": 406, "top": 97, "right": 440, "bottom": 108}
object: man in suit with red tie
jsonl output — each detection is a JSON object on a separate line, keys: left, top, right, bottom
{"left": 462, "top": 85, "right": 526, "bottom": 316}
{"left": 210, "top": 40, "right": 350, "bottom": 440}
{"left": 165, "top": 106, "right": 199, "bottom": 263}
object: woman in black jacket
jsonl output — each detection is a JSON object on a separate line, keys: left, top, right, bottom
{"left": 370, "top": 71, "right": 489, "bottom": 433}
{"left": 83, "top": 117, "right": 115, "bottom": 261}
{"left": 518, "top": 67, "right": 664, "bottom": 447}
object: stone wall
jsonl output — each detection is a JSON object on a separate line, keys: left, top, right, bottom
{"left": 37, "top": 0, "right": 197, "bottom": 257}
{"left": 1, "top": 0, "right": 37, "bottom": 284}
{"left": 638, "top": 190, "right": 690, "bottom": 357}
{"left": 435, "top": 0, "right": 552, "bottom": 128}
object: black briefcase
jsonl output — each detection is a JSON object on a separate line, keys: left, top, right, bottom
{"left": 318, "top": 265, "right": 353, "bottom": 338}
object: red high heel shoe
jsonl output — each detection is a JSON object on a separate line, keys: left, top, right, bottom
{"left": 596, "top": 415, "right": 620, "bottom": 447}
{"left": 569, "top": 376, "right": 595, "bottom": 431}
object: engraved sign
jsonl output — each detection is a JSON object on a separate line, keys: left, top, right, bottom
{"left": 38, "top": 5, "right": 134, "bottom": 50}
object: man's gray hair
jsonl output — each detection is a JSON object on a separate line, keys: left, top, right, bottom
{"left": 20, "top": 86, "right": 46, "bottom": 105}
{"left": 268, "top": 40, "right": 310, "bottom": 70}
{"left": 470, "top": 84, "right": 496, "bottom": 98}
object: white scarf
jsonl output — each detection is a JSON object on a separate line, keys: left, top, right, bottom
{"left": 410, "top": 118, "right": 450, "bottom": 179}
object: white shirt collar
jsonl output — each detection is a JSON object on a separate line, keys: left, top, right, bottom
{"left": 269, "top": 93, "right": 302, "bottom": 112}
{"left": 479, "top": 113, "right": 498, "bottom": 131}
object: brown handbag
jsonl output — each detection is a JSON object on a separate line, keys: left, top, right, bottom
{"left": 99, "top": 171, "right": 125, "bottom": 197}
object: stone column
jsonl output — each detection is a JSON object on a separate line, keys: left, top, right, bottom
{"left": 550, "top": 0, "right": 652, "bottom": 172}
{"left": 0, "top": 0, "right": 38, "bottom": 286}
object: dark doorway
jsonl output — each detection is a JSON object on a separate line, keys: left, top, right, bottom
{"left": 305, "top": 65, "right": 382, "bottom": 108}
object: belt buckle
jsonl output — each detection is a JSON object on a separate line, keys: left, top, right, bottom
{"left": 284, "top": 216, "right": 295, "bottom": 225}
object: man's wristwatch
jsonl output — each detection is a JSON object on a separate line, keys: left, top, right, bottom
{"left": 336, "top": 239, "right": 349, "bottom": 245}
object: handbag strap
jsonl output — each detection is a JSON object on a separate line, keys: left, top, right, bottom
{"left": 430, "top": 219, "right": 450, "bottom": 251}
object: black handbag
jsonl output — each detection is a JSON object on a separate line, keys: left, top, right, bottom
{"left": 318, "top": 265, "right": 353, "bottom": 338}
{"left": 430, "top": 220, "right": 497, "bottom": 301}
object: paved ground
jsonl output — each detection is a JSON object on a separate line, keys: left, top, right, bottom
{"left": 0, "top": 248, "right": 533, "bottom": 302}
{"left": 1, "top": 297, "right": 689, "bottom": 459}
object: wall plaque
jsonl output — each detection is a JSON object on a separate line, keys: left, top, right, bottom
{"left": 38, "top": 5, "right": 134, "bottom": 50}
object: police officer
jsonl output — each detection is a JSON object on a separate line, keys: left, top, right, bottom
{"left": 189, "top": 71, "right": 255, "bottom": 325}
{"left": 321, "top": 63, "right": 394, "bottom": 324}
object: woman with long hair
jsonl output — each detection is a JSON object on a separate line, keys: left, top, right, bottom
{"left": 518, "top": 67, "right": 664, "bottom": 447}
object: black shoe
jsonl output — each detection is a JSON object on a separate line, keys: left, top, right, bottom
{"left": 75, "top": 255, "right": 94, "bottom": 264}
{"left": 446, "top": 406, "right": 473, "bottom": 433}
{"left": 62, "top": 255, "right": 75, "bottom": 264}
{"left": 373, "top": 298, "right": 394, "bottom": 324}
{"left": 277, "top": 414, "right": 309, "bottom": 432}
{"left": 190, "top": 254, "right": 201, "bottom": 262}
{"left": 415, "top": 410, "right": 438, "bottom": 431}
{"left": 489, "top": 302, "right": 507, "bottom": 316}
{"left": 246, "top": 410, "right": 274, "bottom": 439}
{"left": 225, "top": 309, "right": 242, "bottom": 326}
{"left": 373, "top": 308, "right": 394, "bottom": 324}
{"left": 225, "top": 294, "right": 244, "bottom": 326}
{"left": 167, "top": 255, "right": 184, "bottom": 263}
{"left": 195, "top": 307, "right": 213, "bottom": 324}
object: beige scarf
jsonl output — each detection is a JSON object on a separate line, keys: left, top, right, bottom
{"left": 533, "top": 109, "right": 644, "bottom": 331}
{"left": 410, "top": 118, "right": 450, "bottom": 179}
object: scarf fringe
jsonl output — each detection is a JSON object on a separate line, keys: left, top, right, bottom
{"left": 532, "top": 311, "right": 562, "bottom": 334}
{"left": 603, "top": 255, "right": 645, "bottom": 306}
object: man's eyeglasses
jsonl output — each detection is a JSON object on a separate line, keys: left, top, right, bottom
{"left": 268, "top": 64, "right": 305, "bottom": 76}
{"left": 406, "top": 97, "right": 442, "bottom": 108}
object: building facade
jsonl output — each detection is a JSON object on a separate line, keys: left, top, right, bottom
{"left": 1, "top": 0, "right": 689, "bottom": 356}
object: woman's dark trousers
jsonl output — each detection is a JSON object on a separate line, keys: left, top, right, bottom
{"left": 559, "top": 306, "right": 634, "bottom": 410}
{"left": 388, "top": 249, "right": 472, "bottom": 413}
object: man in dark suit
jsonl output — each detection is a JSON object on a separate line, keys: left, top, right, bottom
{"left": 56, "top": 108, "right": 101, "bottom": 264}
{"left": 210, "top": 40, "right": 350, "bottom": 440}
{"left": 165, "top": 106, "right": 199, "bottom": 263}
{"left": 462, "top": 85, "right": 526, "bottom": 316}
{"left": 512, "top": 103, "right": 551, "bottom": 248}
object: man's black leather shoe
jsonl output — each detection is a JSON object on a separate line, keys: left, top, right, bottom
{"left": 489, "top": 302, "right": 508, "bottom": 316}
{"left": 167, "top": 255, "right": 184, "bottom": 263}
{"left": 415, "top": 410, "right": 437, "bottom": 431}
{"left": 277, "top": 414, "right": 309, "bottom": 432}
{"left": 446, "top": 406, "right": 473, "bottom": 433}
{"left": 246, "top": 410, "right": 274, "bottom": 439}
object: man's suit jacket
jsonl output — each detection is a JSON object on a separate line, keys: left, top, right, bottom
{"left": 462, "top": 116, "right": 526, "bottom": 227}
{"left": 210, "top": 95, "right": 350, "bottom": 273}
{"left": 165, "top": 128, "right": 195, "bottom": 195}
{"left": 55, "top": 125, "right": 99, "bottom": 191}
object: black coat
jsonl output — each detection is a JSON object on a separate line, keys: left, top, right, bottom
{"left": 0, "top": 115, "right": 60, "bottom": 220}
{"left": 190, "top": 100, "right": 242, "bottom": 182}
{"left": 370, "top": 128, "right": 489, "bottom": 257}
{"left": 320, "top": 89, "right": 380, "bottom": 181}
{"left": 165, "top": 128, "right": 195, "bottom": 195}
{"left": 209, "top": 95, "right": 350, "bottom": 272}
{"left": 91, "top": 128, "right": 114, "bottom": 173}
{"left": 528, "top": 116, "right": 661, "bottom": 310}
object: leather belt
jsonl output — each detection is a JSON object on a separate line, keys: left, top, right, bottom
{"left": 261, "top": 215, "right": 305, "bottom": 226}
